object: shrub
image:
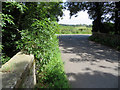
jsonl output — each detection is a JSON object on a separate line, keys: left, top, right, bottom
{"left": 89, "top": 34, "right": 120, "bottom": 51}
{"left": 17, "top": 19, "right": 69, "bottom": 88}
{"left": 102, "top": 22, "right": 115, "bottom": 34}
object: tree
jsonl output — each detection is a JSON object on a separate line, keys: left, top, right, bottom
{"left": 66, "top": 2, "right": 105, "bottom": 32}
{"left": 2, "top": 2, "right": 63, "bottom": 57}
{"left": 115, "top": 2, "right": 120, "bottom": 34}
{"left": 65, "top": 2, "right": 120, "bottom": 34}
{"left": 102, "top": 2, "right": 120, "bottom": 34}
{"left": 2, "top": 2, "right": 27, "bottom": 57}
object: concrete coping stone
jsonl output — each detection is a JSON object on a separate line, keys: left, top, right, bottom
{"left": 0, "top": 52, "right": 34, "bottom": 88}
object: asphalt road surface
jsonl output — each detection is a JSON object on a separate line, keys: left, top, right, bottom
{"left": 58, "top": 34, "right": 119, "bottom": 88}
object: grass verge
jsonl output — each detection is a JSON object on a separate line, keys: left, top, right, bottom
{"left": 35, "top": 38, "right": 69, "bottom": 88}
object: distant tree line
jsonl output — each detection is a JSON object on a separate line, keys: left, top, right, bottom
{"left": 65, "top": 2, "right": 120, "bottom": 35}
{"left": 59, "top": 24, "right": 92, "bottom": 27}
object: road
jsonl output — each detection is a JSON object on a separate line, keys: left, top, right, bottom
{"left": 58, "top": 34, "right": 119, "bottom": 88}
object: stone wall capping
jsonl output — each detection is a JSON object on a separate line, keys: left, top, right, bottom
{"left": 0, "top": 52, "right": 36, "bottom": 89}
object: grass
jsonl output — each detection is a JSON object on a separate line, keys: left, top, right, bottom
{"left": 1, "top": 55, "right": 10, "bottom": 65}
{"left": 56, "top": 25, "right": 92, "bottom": 34}
{"left": 35, "top": 41, "right": 70, "bottom": 88}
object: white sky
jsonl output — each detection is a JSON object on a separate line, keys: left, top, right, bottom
{"left": 58, "top": 10, "right": 93, "bottom": 25}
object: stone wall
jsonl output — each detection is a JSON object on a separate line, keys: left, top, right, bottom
{"left": 0, "top": 52, "right": 36, "bottom": 89}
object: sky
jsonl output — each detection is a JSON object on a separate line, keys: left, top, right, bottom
{"left": 58, "top": 10, "right": 93, "bottom": 25}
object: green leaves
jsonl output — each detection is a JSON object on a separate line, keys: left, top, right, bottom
{"left": 89, "top": 34, "right": 120, "bottom": 51}
{"left": 0, "top": 13, "right": 14, "bottom": 27}
{"left": 2, "top": 2, "right": 69, "bottom": 88}
{"left": 4, "top": 2, "right": 27, "bottom": 13}
{"left": 17, "top": 18, "right": 69, "bottom": 88}
{"left": 17, "top": 18, "right": 58, "bottom": 62}
{"left": 35, "top": 47, "right": 69, "bottom": 88}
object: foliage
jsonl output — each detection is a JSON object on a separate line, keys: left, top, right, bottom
{"left": 65, "top": 2, "right": 105, "bottom": 32}
{"left": 102, "top": 22, "right": 115, "bottom": 34}
{"left": 2, "top": 2, "right": 63, "bottom": 62}
{"left": 21, "top": 2, "right": 63, "bottom": 30}
{"left": 65, "top": 2, "right": 120, "bottom": 35}
{"left": 35, "top": 45, "right": 69, "bottom": 88}
{"left": 89, "top": 34, "right": 120, "bottom": 51}
{"left": 2, "top": 2, "right": 69, "bottom": 88}
{"left": 0, "top": 13, "right": 14, "bottom": 27}
{"left": 2, "top": 2, "right": 27, "bottom": 58}
{"left": 56, "top": 25, "right": 92, "bottom": 34}
{"left": 17, "top": 19, "right": 59, "bottom": 65}
{"left": 0, "top": 11, "right": 15, "bottom": 64}
{"left": 1, "top": 54, "right": 10, "bottom": 65}
{"left": 17, "top": 19, "right": 69, "bottom": 88}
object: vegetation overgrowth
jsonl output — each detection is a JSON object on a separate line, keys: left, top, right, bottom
{"left": 17, "top": 19, "right": 69, "bottom": 88}
{"left": 89, "top": 34, "right": 120, "bottom": 51}
{"left": 1, "top": 2, "right": 69, "bottom": 88}
{"left": 56, "top": 24, "right": 92, "bottom": 34}
{"left": 1, "top": 1, "right": 120, "bottom": 88}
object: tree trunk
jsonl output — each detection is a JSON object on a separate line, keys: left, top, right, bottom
{"left": 92, "top": 2, "right": 103, "bottom": 33}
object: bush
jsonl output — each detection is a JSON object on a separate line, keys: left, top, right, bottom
{"left": 1, "top": 2, "right": 69, "bottom": 88}
{"left": 17, "top": 19, "right": 69, "bottom": 88}
{"left": 89, "top": 34, "right": 120, "bottom": 51}
{"left": 102, "top": 22, "right": 115, "bottom": 34}
{"left": 35, "top": 47, "right": 69, "bottom": 88}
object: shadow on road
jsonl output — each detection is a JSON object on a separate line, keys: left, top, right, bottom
{"left": 58, "top": 35, "right": 119, "bottom": 88}
{"left": 58, "top": 35, "right": 119, "bottom": 63}
{"left": 66, "top": 71, "right": 118, "bottom": 88}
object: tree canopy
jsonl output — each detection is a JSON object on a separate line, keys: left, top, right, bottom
{"left": 1, "top": 2, "right": 63, "bottom": 58}
{"left": 65, "top": 2, "right": 120, "bottom": 34}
